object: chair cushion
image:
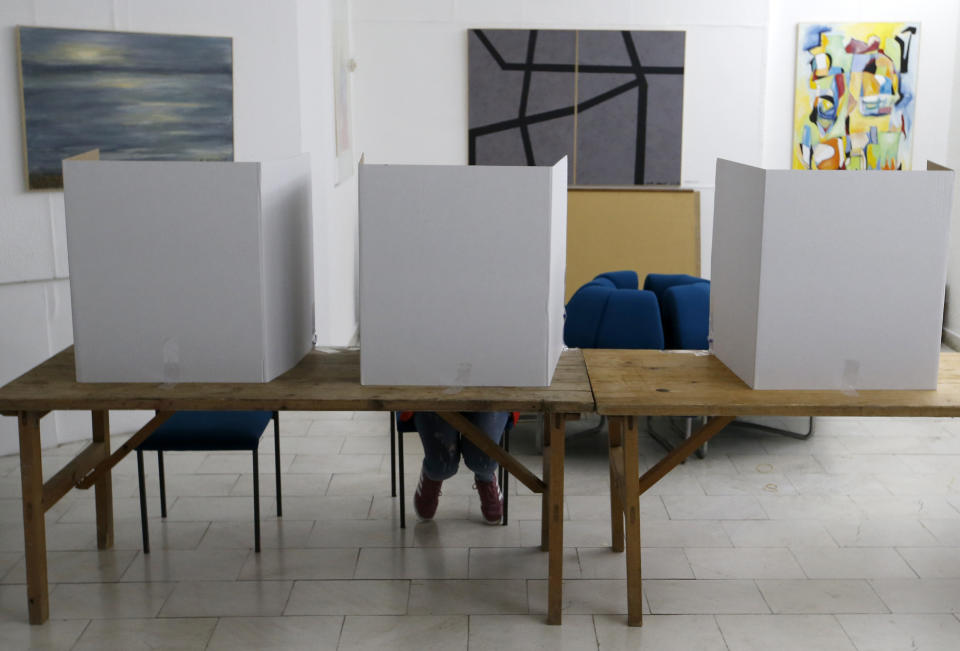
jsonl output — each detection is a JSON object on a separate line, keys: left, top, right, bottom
{"left": 564, "top": 284, "right": 613, "bottom": 348}
{"left": 596, "top": 290, "right": 664, "bottom": 349}
{"left": 596, "top": 270, "right": 638, "bottom": 290}
{"left": 644, "top": 274, "right": 709, "bottom": 348}
{"left": 139, "top": 410, "right": 273, "bottom": 451}
{"left": 662, "top": 282, "right": 710, "bottom": 349}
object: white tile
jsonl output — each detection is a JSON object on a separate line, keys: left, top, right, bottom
{"left": 661, "top": 495, "right": 767, "bottom": 520}
{"left": 520, "top": 520, "right": 611, "bottom": 547}
{"left": 922, "top": 519, "right": 960, "bottom": 545}
{"left": 469, "top": 547, "right": 580, "bottom": 580}
{"left": 306, "top": 519, "right": 413, "bottom": 548}
{"left": 723, "top": 520, "right": 836, "bottom": 547}
{"left": 49, "top": 582, "right": 174, "bottom": 619}
{"left": 824, "top": 519, "right": 940, "bottom": 547}
{"left": 870, "top": 578, "right": 960, "bottom": 613}
{"left": 229, "top": 472, "right": 331, "bottom": 497}
{"left": 566, "top": 495, "right": 669, "bottom": 521}
{"left": 159, "top": 580, "right": 293, "bottom": 617}
{"left": 786, "top": 473, "right": 891, "bottom": 496}
{"left": 199, "top": 520, "right": 315, "bottom": 550}
{"left": 791, "top": 547, "right": 917, "bottom": 579}
{"left": 837, "top": 613, "right": 960, "bottom": 651}
{"left": 729, "top": 454, "right": 825, "bottom": 475}
{"left": 642, "top": 520, "right": 733, "bottom": 547}
{"left": 757, "top": 495, "right": 863, "bottom": 521}
{"left": 528, "top": 579, "right": 635, "bottom": 615}
{"left": 895, "top": 455, "right": 960, "bottom": 474}
{"left": 285, "top": 580, "right": 409, "bottom": 615}
{"left": 4, "top": 550, "right": 137, "bottom": 584}
{"left": 645, "top": 579, "right": 769, "bottom": 614}
{"left": 577, "top": 547, "right": 692, "bottom": 580}
{"left": 815, "top": 454, "right": 912, "bottom": 475}
{"left": 72, "top": 618, "right": 217, "bottom": 651}
{"left": 852, "top": 496, "right": 960, "bottom": 519}
{"left": 697, "top": 472, "right": 797, "bottom": 496}
{"left": 717, "top": 614, "right": 856, "bottom": 651}
{"left": 0, "top": 619, "right": 87, "bottom": 650}
{"left": 326, "top": 472, "right": 394, "bottom": 496}
{"left": 470, "top": 614, "right": 598, "bottom": 651}
{"left": 594, "top": 613, "right": 726, "bottom": 650}
{"left": 307, "top": 420, "right": 389, "bottom": 437}
{"left": 238, "top": 548, "right": 358, "bottom": 580}
{"left": 279, "top": 496, "right": 372, "bottom": 520}
{"left": 355, "top": 547, "right": 469, "bottom": 579}
{"left": 206, "top": 615, "right": 342, "bottom": 651}
{"left": 878, "top": 473, "right": 960, "bottom": 496}
{"left": 288, "top": 454, "right": 384, "bottom": 474}
{"left": 686, "top": 547, "right": 805, "bottom": 579}
{"left": 121, "top": 548, "right": 249, "bottom": 582}
{"left": 338, "top": 615, "right": 467, "bottom": 651}
{"left": 165, "top": 496, "right": 277, "bottom": 521}
{"left": 408, "top": 579, "right": 527, "bottom": 614}
{"left": 756, "top": 579, "right": 888, "bottom": 614}
{"left": 195, "top": 454, "right": 295, "bottom": 475}
{"left": 412, "top": 518, "right": 521, "bottom": 547}
{"left": 273, "top": 435, "right": 344, "bottom": 454}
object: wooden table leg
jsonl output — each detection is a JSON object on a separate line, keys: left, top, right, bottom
{"left": 92, "top": 411, "right": 114, "bottom": 549}
{"left": 545, "top": 413, "right": 565, "bottom": 625}
{"left": 540, "top": 414, "right": 551, "bottom": 553}
{"left": 608, "top": 416, "right": 625, "bottom": 553}
{"left": 18, "top": 412, "right": 48, "bottom": 624}
{"left": 621, "top": 415, "right": 643, "bottom": 626}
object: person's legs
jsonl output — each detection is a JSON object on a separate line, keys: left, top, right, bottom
{"left": 461, "top": 412, "right": 510, "bottom": 525}
{"left": 412, "top": 412, "right": 461, "bottom": 520}
{"left": 460, "top": 411, "right": 509, "bottom": 481}
{"left": 414, "top": 412, "right": 462, "bottom": 481}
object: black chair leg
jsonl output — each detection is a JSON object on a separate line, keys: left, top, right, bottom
{"left": 273, "top": 411, "right": 282, "bottom": 517}
{"left": 136, "top": 450, "right": 150, "bottom": 554}
{"left": 390, "top": 412, "right": 397, "bottom": 498}
{"left": 157, "top": 451, "right": 167, "bottom": 518}
{"left": 398, "top": 417, "right": 406, "bottom": 529}
{"left": 253, "top": 450, "right": 261, "bottom": 553}
{"left": 502, "top": 428, "right": 510, "bottom": 526}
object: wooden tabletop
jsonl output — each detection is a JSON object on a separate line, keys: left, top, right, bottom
{"left": 583, "top": 349, "right": 960, "bottom": 417}
{"left": 0, "top": 347, "right": 595, "bottom": 415}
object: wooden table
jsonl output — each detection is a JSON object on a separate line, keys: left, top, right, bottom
{"left": 583, "top": 348, "right": 960, "bottom": 626}
{"left": 0, "top": 347, "right": 594, "bottom": 625}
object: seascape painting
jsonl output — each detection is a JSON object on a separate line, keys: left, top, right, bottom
{"left": 793, "top": 22, "right": 918, "bottom": 170}
{"left": 17, "top": 26, "right": 234, "bottom": 190}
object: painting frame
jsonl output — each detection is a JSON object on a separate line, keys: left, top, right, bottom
{"left": 16, "top": 25, "right": 236, "bottom": 191}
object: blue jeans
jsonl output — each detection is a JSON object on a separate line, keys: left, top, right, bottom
{"left": 414, "top": 411, "right": 509, "bottom": 482}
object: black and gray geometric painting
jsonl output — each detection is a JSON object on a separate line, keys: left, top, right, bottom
{"left": 468, "top": 29, "right": 684, "bottom": 186}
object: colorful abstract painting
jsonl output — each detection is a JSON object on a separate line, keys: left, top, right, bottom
{"left": 793, "top": 22, "right": 918, "bottom": 171}
{"left": 469, "top": 29, "right": 685, "bottom": 185}
{"left": 17, "top": 26, "right": 234, "bottom": 190}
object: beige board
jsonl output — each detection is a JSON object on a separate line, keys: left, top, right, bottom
{"left": 565, "top": 187, "right": 700, "bottom": 302}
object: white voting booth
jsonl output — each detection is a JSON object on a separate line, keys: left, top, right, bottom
{"left": 359, "top": 158, "right": 568, "bottom": 387}
{"left": 63, "top": 154, "right": 315, "bottom": 383}
{"left": 710, "top": 159, "right": 954, "bottom": 390}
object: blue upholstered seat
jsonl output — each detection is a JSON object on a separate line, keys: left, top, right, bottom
{"left": 139, "top": 411, "right": 274, "bottom": 451}
{"left": 643, "top": 273, "right": 710, "bottom": 349}
{"left": 564, "top": 271, "right": 664, "bottom": 349}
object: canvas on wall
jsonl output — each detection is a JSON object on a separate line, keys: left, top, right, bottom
{"left": 793, "top": 22, "right": 918, "bottom": 171}
{"left": 17, "top": 26, "right": 234, "bottom": 190}
{"left": 468, "top": 29, "right": 685, "bottom": 186}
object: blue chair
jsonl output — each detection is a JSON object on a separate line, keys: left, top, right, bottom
{"left": 136, "top": 410, "right": 281, "bottom": 553}
{"left": 564, "top": 271, "right": 665, "bottom": 349}
{"left": 390, "top": 412, "right": 511, "bottom": 528}
{"left": 643, "top": 273, "right": 710, "bottom": 349}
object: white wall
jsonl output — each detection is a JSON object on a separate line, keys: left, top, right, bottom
{"left": 0, "top": 0, "right": 354, "bottom": 454}
{"left": 945, "top": 9, "right": 960, "bottom": 345}
{"left": 352, "top": 0, "right": 769, "bottom": 277}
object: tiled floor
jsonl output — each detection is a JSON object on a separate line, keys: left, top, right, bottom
{"left": 0, "top": 411, "right": 959, "bottom": 649}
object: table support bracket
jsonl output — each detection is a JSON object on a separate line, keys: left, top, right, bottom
{"left": 638, "top": 416, "right": 735, "bottom": 496}
{"left": 75, "top": 411, "right": 173, "bottom": 489}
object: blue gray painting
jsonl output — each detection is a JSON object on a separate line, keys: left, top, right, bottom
{"left": 18, "top": 27, "right": 233, "bottom": 190}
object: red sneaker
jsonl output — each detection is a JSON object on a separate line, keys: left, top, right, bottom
{"left": 414, "top": 470, "right": 443, "bottom": 520}
{"left": 475, "top": 475, "right": 503, "bottom": 525}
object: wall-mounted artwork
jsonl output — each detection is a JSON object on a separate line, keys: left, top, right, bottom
{"left": 793, "top": 22, "right": 918, "bottom": 171}
{"left": 17, "top": 26, "right": 234, "bottom": 190}
{"left": 468, "top": 29, "right": 685, "bottom": 186}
